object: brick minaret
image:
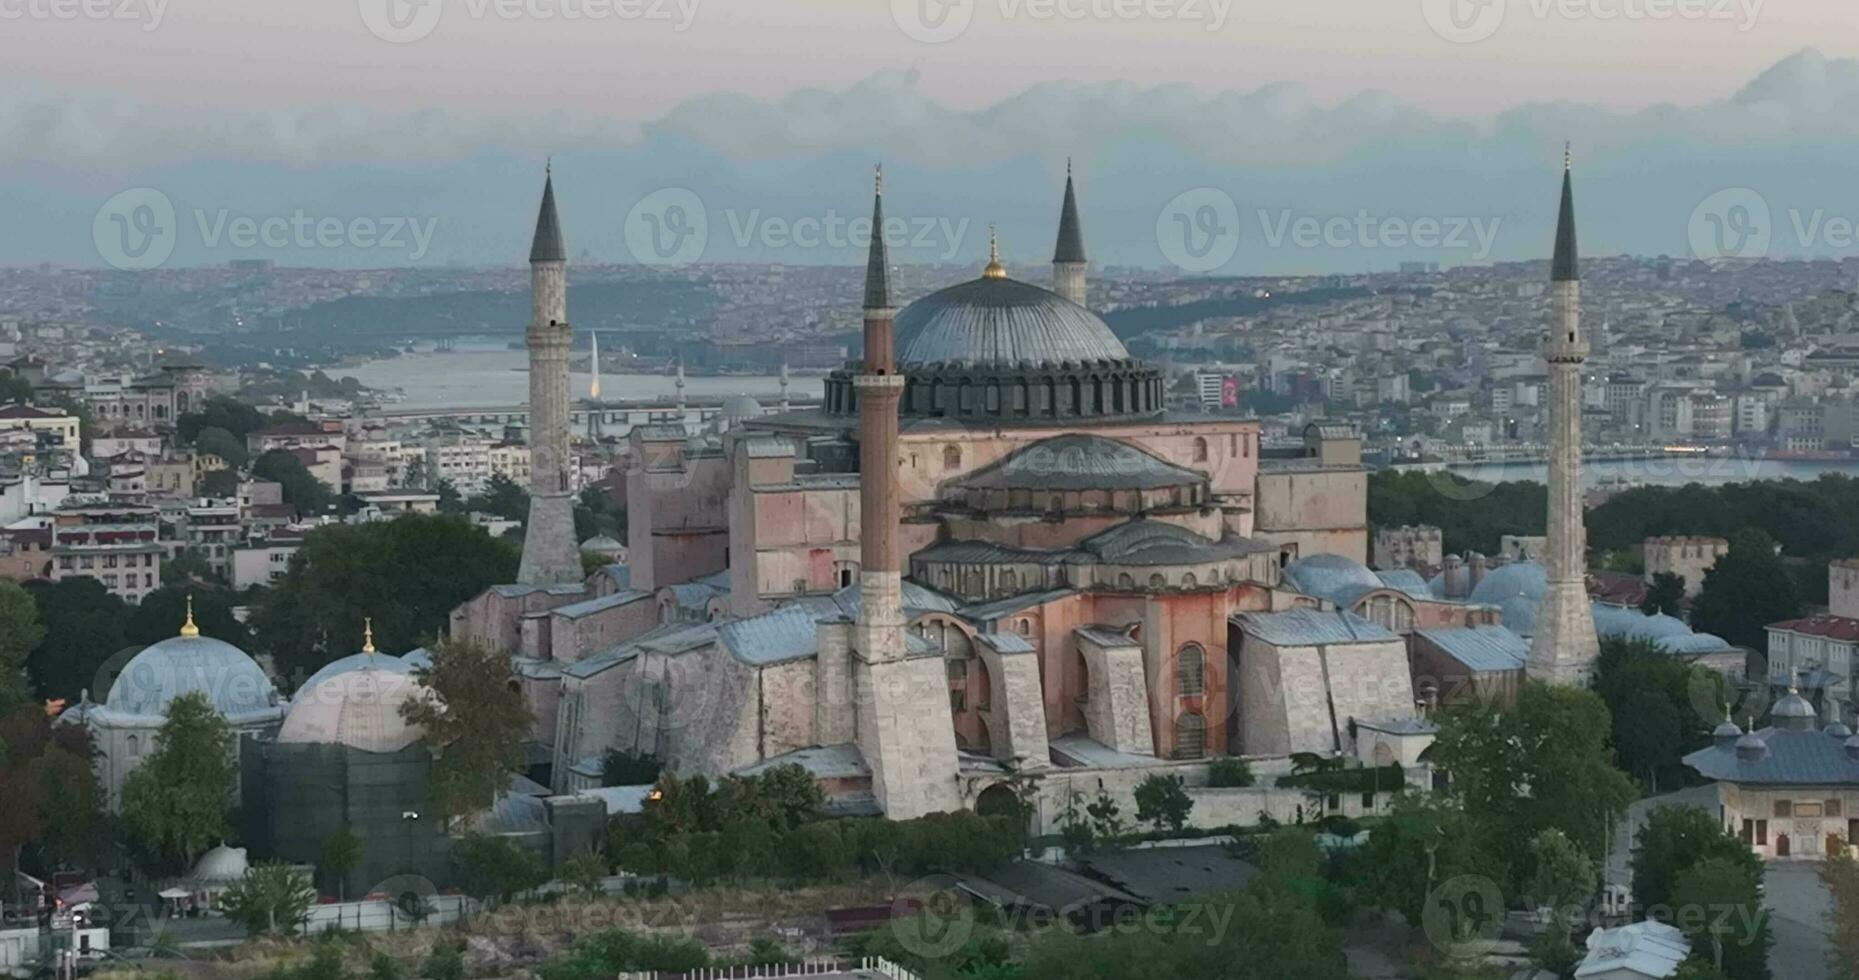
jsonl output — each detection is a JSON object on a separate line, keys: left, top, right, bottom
{"left": 1052, "top": 159, "right": 1087, "bottom": 307}
{"left": 1527, "top": 147, "right": 1601, "bottom": 685}
{"left": 517, "top": 166, "right": 584, "bottom": 585}
{"left": 851, "top": 167, "right": 961, "bottom": 818}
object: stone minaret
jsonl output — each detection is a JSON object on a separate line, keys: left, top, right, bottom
{"left": 517, "top": 167, "right": 584, "bottom": 586}
{"left": 1527, "top": 148, "right": 1601, "bottom": 685}
{"left": 851, "top": 167, "right": 961, "bottom": 818}
{"left": 1052, "top": 159, "right": 1087, "bottom": 307}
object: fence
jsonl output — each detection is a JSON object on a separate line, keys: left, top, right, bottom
{"left": 305, "top": 895, "right": 475, "bottom": 934}
{"left": 616, "top": 956, "right": 922, "bottom": 980}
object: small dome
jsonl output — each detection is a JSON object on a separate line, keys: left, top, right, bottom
{"left": 106, "top": 634, "right": 279, "bottom": 720}
{"left": 896, "top": 275, "right": 1129, "bottom": 369}
{"left": 720, "top": 395, "right": 764, "bottom": 421}
{"left": 1467, "top": 562, "right": 1547, "bottom": 606}
{"left": 278, "top": 667, "right": 424, "bottom": 754}
{"left": 1712, "top": 719, "right": 1743, "bottom": 746}
{"left": 295, "top": 651, "right": 412, "bottom": 701}
{"left": 1825, "top": 721, "right": 1853, "bottom": 738}
{"left": 1735, "top": 731, "right": 1769, "bottom": 761}
{"left": 1284, "top": 554, "right": 1383, "bottom": 606}
{"left": 1772, "top": 691, "right": 1818, "bottom": 731}
{"left": 192, "top": 844, "right": 248, "bottom": 883}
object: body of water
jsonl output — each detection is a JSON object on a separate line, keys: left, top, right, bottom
{"left": 339, "top": 346, "right": 824, "bottom": 410}
{"left": 1424, "top": 455, "right": 1859, "bottom": 489}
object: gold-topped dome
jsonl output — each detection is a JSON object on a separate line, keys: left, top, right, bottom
{"left": 179, "top": 595, "right": 200, "bottom": 637}
{"left": 982, "top": 225, "right": 1006, "bottom": 279}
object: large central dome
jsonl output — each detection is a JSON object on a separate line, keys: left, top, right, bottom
{"left": 896, "top": 277, "right": 1130, "bottom": 368}
{"left": 824, "top": 272, "right": 1165, "bottom": 423}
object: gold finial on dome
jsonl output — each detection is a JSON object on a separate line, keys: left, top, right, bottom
{"left": 362, "top": 617, "right": 376, "bottom": 654}
{"left": 179, "top": 595, "right": 200, "bottom": 638}
{"left": 982, "top": 224, "right": 1005, "bottom": 279}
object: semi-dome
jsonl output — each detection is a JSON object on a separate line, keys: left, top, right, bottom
{"left": 1467, "top": 562, "right": 1546, "bottom": 636}
{"left": 895, "top": 276, "right": 1129, "bottom": 368}
{"left": 1284, "top": 554, "right": 1383, "bottom": 607}
{"left": 278, "top": 667, "right": 424, "bottom": 754}
{"left": 106, "top": 631, "right": 279, "bottom": 721}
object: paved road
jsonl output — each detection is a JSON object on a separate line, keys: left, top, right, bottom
{"left": 1609, "top": 785, "right": 1832, "bottom": 980}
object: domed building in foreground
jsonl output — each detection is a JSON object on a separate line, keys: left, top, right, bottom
{"left": 1685, "top": 689, "right": 1859, "bottom": 860}
{"left": 64, "top": 601, "right": 284, "bottom": 811}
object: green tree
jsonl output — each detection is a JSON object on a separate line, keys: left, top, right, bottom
{"left": 0, "top": 706, "right": 98, "bottom": 891}
{"left": 1671, "top": 856, "right": 1771, "bottom": 980}
{"left": 177, "top": 396, "right": 267, "bottom": 444}
{"left": 600, "top": 749, "right": 661, "bottom": 787}
{"left": 0, "top": 373, "right": 33, "bottom": 406}
{"left": 1133, "top": 773, "right": 1194, "bottom": 833}
{"left": 0, "top": 581, "right": 45, "bottom": 711}
{"left": 249, "top": 514, "right": 516, "bottom": 682}
{"left": 1691, "top": 529, "right": 1802, "bottom": 650}
{"left": 23, "top": 578, "right": 128, "bottom": 703}
{"left": 1207, "top": 756, "right": 1255, "bottom": 788}
{"left": 432, "top": 477, "right": 463, "bottom": 514}
{"left": 401, "top": 639, "right": 532, "bottom": 819}
{"left": 1595, "top": 637, "right": 1727, "bottom": 792}
{"left": 319, "top": 828, "right": 363, "bottom": 901}
{"left": 1429, "top": 682, "right": 1637, "bottom": 873}
{"left": 218, "top": 862, "right": 316, "bottom": 936}
{"left": 466, "top": 473, "right": 529, "bottom": 523}
{"left": 1525, "top": 828, "right": 1596, "bottom": 914}
{"left": 193, "top": 426, "right": 249, "bottom": 468}
{"left": 198, "top": 468, "right": 241, "bottom": 499}
{"left": 253, "top": 448, "right": 335, "bottom": 516}
{"left": 1821, "top": 851, "right": 1859, "bottom": 980}
{"left": 120, "top": 691, "right": 234, "bottom": 869}
{"left": 368, "top": 952, "right": 404, "bottom": 980}
{"left": 1632, "top": 805, "right": 1763, "bottom": 914}
{"left": 1357, "top": 793, "right": 1498, "bottom": 926}
{"left": 1641, "top": 571, "right": 1687, "bottom": 616}
{"left": 129, "top": 588, "right": 249, "bottom": 647}
{"left": 451, "top": 833, "right": 546, "bottom": 903}
{"left": 422, "top": 941, "right": 465, "bottom": 980}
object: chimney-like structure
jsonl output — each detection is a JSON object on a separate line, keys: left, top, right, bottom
{"left": 1052, "top": 160, "right": 1088, "bottom": 307}
{"left": 1527, "top": 146, "right": 1601, "bottom": 685}
{"left": 517, "top": 167, "right": 584, "bottom": 586}
{"left": 850, "top": 167, "right": 960, "bottom": 819}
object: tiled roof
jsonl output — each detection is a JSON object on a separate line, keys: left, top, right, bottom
{"left": 1769, "top": 615, "right": 1859, "bottom": 642}
{"left": 1683, "top": 727, "right": 1859, "bottom": 785}
{"left": 1237, "top": 607, "right": 1398, "bottom": 647}
{"left": 1414, "top": 626, "right": 1529, "bottom": 673}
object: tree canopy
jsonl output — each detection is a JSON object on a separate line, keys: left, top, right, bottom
{"left": 0, "top": 704, "right": 99, "bottom": 887}
{"left": 402, "top": 638, "right": 532, "bottom": 819}
{"left": 1691, "top": 528, "right": 1803, "bottom": 650}
{"left": 120, "top": 690, "right": 235, "bottom": 870}
{"left": 24, "top": 578, "right": 128, "bottom": 703}
{"left": 0, "top": 581, "right": 45, "bottom": 711}
{"left": 253, "top": 448, "right": 334, "bottom": 516}
{"left": 249, "top": 514, "right": 517, "bottom": 684}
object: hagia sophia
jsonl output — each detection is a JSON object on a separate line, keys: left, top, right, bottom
{"left": 56, "top": 159, "right": 1745, "bottom": 894}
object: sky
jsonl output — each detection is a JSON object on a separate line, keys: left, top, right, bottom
{"left": 8, "top": 0, "right": 1859, "bottom": 273}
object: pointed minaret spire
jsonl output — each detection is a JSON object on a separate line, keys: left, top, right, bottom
{"left": 1551, "top": 143, "right": 1578, "bottom": 282}
{"left": 529, "top": 163, "right": 567, "bottom": 265}
{"left": 864, "top": 164, "right": 892, "bottom": 312}
{"left": 1052, "top": 160, "right": 1088, "bottom": 306}
{"left": 516, "top": 164, "right": 582, "bottom": 585}
{"left": 1528, "top": 148, "right": 1600, "bottom": 686}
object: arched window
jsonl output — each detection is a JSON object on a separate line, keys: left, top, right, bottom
{"left": 1395, "top": 600, "right": 1415, "bottom": 631}
{"left": 1193, "top": 437, "right": 1209, "bottom": 462}
{"left": 943, "top": 444, "right": 962, "bottom": 471}
{"left": 1174, "top": 712, "right": 1206, "bottom": 760}
{"left": 1148, "top": 573, "right": 1167, "bottom": 589}
{"left": 126, "top": 734, "right": 139, "bottom": 757}
{"left": 1016, "top": 618, "right": 1031, "bottom": 636}
{"left": 1177, "top": 644, "right": 1205, "bottom": 696}
{"left": 1181, "top": 572, "right": 1198, "bottom": 589}
{"left": 1000, "top": 569, "right": 1020, "bottom": 593}
{"left": 1117, "top": 573, "right": 1134, "bottom": 590}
